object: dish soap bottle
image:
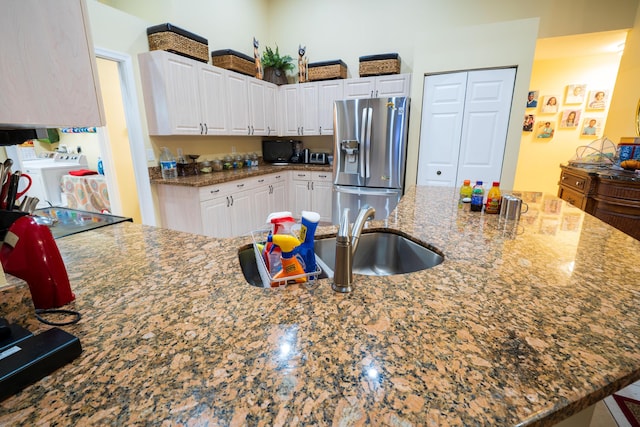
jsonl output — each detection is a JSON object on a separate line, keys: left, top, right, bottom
{"left": 485, "top": 181, "right": 502, "bottom": 214}
{"left": 458, "top": 179, "right": 472, "bottom": 208}
{"left": 159, "top": 147, "right": 177, "bottom": 179}
{"left": 470, "top": 181, "right": 484, "bottom": 212}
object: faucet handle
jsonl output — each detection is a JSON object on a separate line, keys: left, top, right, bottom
{"left": 337, "top": 208, "right": 350, "bottom": 243}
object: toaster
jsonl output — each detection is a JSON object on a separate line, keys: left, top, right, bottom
{"left": 309, "top": 152, "right": 328, "bottom": 164}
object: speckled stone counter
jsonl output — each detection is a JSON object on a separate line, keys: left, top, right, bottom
{"left": 150, "top": 163, "right": 332, "bottom": 187}
{"left": 2, "top": 187, "right": 640, "bottom": 426}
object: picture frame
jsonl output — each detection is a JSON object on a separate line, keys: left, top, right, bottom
{"left": 565, "top": 84, "right": 587, "bottom": 104}
{"left": 540, "top": 95, "right": 559, "bottom": 113}
{"left": 587, "top": 89, "right": 608, "bottom": 110}
{"left": 580, "top": 117, "right": 602, "bottom": 137}
{"left": 559, "top": 109, "right": 581, "bottom": 128}
{"left": 523, "top": 114, "right": 535, "bottom": 132}
{"left": 526, "top": 90, "right": 539, "bottom": 109}
{"left": 535, "top": 120, "right": 555, "bottom": 139}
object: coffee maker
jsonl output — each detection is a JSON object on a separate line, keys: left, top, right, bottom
{"left": 0, "top": 213, "right": 75, "bottom": 309}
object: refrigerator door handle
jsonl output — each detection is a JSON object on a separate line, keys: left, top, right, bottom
{"left": 360, "top": 108, "right": 368, "bottom": 179}
{"left": 365, "top": 107, "right": 373, "bottom": 179}
{"left": 334, "top": 185, "right": 400, "bottom": 196}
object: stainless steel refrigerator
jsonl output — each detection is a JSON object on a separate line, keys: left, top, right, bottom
{"left": 332, "top": 97, "right": 409, "bottom": 224}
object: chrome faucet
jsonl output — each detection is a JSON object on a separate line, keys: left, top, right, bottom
{"left": 332, "top": 206, "right": 376, "bottom": 293}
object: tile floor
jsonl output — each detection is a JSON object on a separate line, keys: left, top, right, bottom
{"left": 589, "top": 380, "right": 640, "bottom": 427}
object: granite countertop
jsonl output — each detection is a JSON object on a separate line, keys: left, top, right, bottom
{"left": 2, "top": 187, "right": 640, "bottom": 426}
{"left": 150, "top": 163, "right": 333, "bottom": 187}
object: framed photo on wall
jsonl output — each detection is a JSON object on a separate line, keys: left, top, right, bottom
{"left": 560, "top": 109, "right": 581, "bottom": 128}
{"left": 526, "top": 90, "right": 539, "bottom": 108}
{"left": 565, "top": 84, "right": 587, "bottom": 104}
{"left": 535, "top": 120, "right": 555, "bottom": 139}
{"left": 523, "top": 114, "right": 535, "bottom": 132}
{"left": 587, "top": 90, "right": 608, "bottom": 110}
{"left": 540, "top": 95, "right": 559, "bottom": 113}
{"left": 580, "top": 117, "right": 602, "bottom": 136}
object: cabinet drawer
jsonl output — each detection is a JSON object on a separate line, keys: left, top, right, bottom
{"left": 312, "top": 171, "right": 332, "bottom": 182}
{"left": 558, "top": 186, "right": 587, "bottom": 209}
{"left": 559, "top": 172, "right": 589, "bottom": 193}
{"left": 199, "top": 183, "right": 232, "bottom": 201}
{"left": 292, "top": 171, "right": 311, "bottom": 181}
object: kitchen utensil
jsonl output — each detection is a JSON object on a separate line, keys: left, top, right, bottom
{"left": 14, "top": 172, "right": 32, "bottom": 200}
{"left": 5, "top": 173, "right": 21, "bottom": 211}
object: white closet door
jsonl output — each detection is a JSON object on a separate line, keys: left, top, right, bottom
{"left": 417, "top": 68, "right": 515, "bottom": 187}
{"left": 417, "top": 72, "right": 467, "bottom": 186}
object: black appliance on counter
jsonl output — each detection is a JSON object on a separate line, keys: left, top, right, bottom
{"left": 33, "top": 207, "right": 133, "bottom": 239}
{"left": 262, "top": 139, "right": 303, "bottom": 164}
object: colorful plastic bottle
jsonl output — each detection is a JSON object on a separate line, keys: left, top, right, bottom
{"left": 298, "top": 211, "right": 320, "bottom": 275}
{"left": 485, "top": 181, "right": 502, "bottom": 214}
{"left": 470, "top": 181, "right": 484, "bottom": 212}
{"left": 272, "top": 234, "right": 306, "bottom": 284}
{"left": 458, "top": 180, "right": 472, "bottom": 208}
{"left": 262, "top": 212, "right": 295, "bottom": 275}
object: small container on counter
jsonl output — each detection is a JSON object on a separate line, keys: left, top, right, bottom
{"left": 223, "top": 155, "right": 233, "bottom": 170}
{"left": 213, "top": 159, "right": 223, "bottom": 171}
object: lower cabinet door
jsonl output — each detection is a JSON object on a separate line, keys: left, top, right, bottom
{"left": 312, "top": 179, "right": 333, "bottom": 222}
{"left": 201, "top": 195, "right": 232, "bottom": 237}
{"left": 229, "top": 189, "right": 255, "bottom": 236}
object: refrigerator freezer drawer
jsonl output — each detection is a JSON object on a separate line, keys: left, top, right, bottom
{"left": 332, "top": 185, "right": 402, "bottom": 224}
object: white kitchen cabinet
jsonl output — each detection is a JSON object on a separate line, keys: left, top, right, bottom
{"left": 253, "top": 172, "right": 289, "bottom": 226}
{"left": 291, "top": 171, "right": 333, "bottom": 222}
{"left": 227, "top": 73, "right": 278, "bottom": 136}
{"left": 156, "top": 173, "right": 289, "bottom": 237}
{"left": 279, "top": 81, "right": 341, "bottom": 137}
{"left": 280, "top": 83, "right": 319, "bottom": 136}
{"left": 343, "top": 74, "right": 411, "bottom": 99}
{"left": 0, "top": 0, "right": 105, "bottom": 128}
{"left": 317, "top": 80, "right": 344, "bottom": 135}
{"left": 139, "top": 51, "right": 228, "bottom": 135}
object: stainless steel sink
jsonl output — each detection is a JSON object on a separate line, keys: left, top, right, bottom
{"left": 314, "top": 230, "right": 444, "bottom": 276}
{"left": 237, "top": 246, "right": 328, "bottom": 287}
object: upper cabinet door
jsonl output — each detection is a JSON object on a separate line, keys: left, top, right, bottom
{"left": 299, "top": 83, "right": 319, "bottom": 136}
{"left": 199, "top": 66, "right": 229, "bottom": 135}
{"left": 280, "top": 85, "right": 302, "bottom": 136}
{"left": 139, "top": 51, "right": 202, "bottom": 135}
{"left": 225, "top": 73, "right": 250, "bottom": 135}
{"left": 264, "top": 83, "right": 278, "bottom": 137}
{"left": 247, "top": 78, "right": 268, "bottom": 136}
{"left": 343, "top": 78, "right": 376, "bottom": 99}
{"left": 317, "top": 80, "right": 344, "bottom": 135}
{"left": 0, "top": 0, "right": 105, "bottom": 128}
{"left": 375, "top": 74, "right": 411, "bottom": 98}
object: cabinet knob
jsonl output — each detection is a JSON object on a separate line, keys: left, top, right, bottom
{"left": 210, "top": 189, "right": 220, "bottom": 194}
{"left": 204, "top": 123, "right": 208, "bottom": 134}
{"left": 319, "top": 126, "right": 322, "bottom": 135}
{"left": 576, "top": 181, "right": 582, "bottom": 187}
{"left": 319, "top": 174, "right": 327, "bottom": 178}
{"left": 237, "top": 183, "right": 244, "bottom": 188}
{"left": 247, "top": 126, "right": 251, "bottom": 135}
{"left": 258, "top": 179, "right": 265, "bottom": 183}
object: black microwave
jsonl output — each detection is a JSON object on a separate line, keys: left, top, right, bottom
{"left": 262, "top": 140, "right": 294, "bottom": 163}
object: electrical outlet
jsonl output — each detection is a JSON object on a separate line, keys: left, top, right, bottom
{"left": 146, "top": 148, "right": 156, "bottom": 162}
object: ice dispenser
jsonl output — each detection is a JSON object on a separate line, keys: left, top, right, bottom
{"left": 341, "top": 140, "right": 359, "bottom": 174}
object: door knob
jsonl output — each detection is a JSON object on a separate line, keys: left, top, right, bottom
{"left": 436, "top": 170, "right": 442, "bottom": 175}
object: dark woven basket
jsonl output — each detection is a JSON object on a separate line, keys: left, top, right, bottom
{"left": 308, "top": 60, "right": 347, "bottom": 81}
{"left": 359, "top": 53, "right": 400, "bottom": 76}
{"left": 147, "top": 23, "right": 209, "bottom": 63}
{"left": 211, "top": 49, "right": 255, "bottom": 76}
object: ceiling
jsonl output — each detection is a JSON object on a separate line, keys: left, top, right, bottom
{"left": 535, "top": 30, "right": 629, "bottom": 60}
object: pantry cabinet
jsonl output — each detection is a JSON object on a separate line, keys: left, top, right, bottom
{"left": 343, "top": 73, "right": 411, "bottom": 99}
{"left": 139, "top": 50, "right": 228, "bottom": 135}
{"left": 291, "top": 171, "right": 333, "bottom": 222}
{"left": 0, "top": 0, "right": 105, "bottom": 128}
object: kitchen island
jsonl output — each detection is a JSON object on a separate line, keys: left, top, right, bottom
{"left": 1, "top": 186, "right": 640, "bottom": 426}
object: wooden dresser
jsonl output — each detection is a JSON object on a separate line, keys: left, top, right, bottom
{"left": 557, "top": 166, "right": 598, "bottom": 213}
{"left": 558, "top": 165, "right": 640, "bottom": 240}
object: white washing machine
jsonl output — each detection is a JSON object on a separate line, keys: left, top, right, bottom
{"left": 21, "top": 153, "right": 88, "bottom": 208}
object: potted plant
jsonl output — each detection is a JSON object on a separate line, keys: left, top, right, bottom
{"left": 262, "top": 45, "right": 294, "bottom": 85}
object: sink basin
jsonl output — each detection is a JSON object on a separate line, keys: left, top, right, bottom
{"left": 237, "top": 246, "right": 328, "bottom": 287}
{"left": 314, "top": 230, "right": 444, "bottom": 276}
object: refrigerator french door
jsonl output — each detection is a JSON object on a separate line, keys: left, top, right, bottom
{"left": 332, "top": 97, "right": 409, "bottom": 224}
